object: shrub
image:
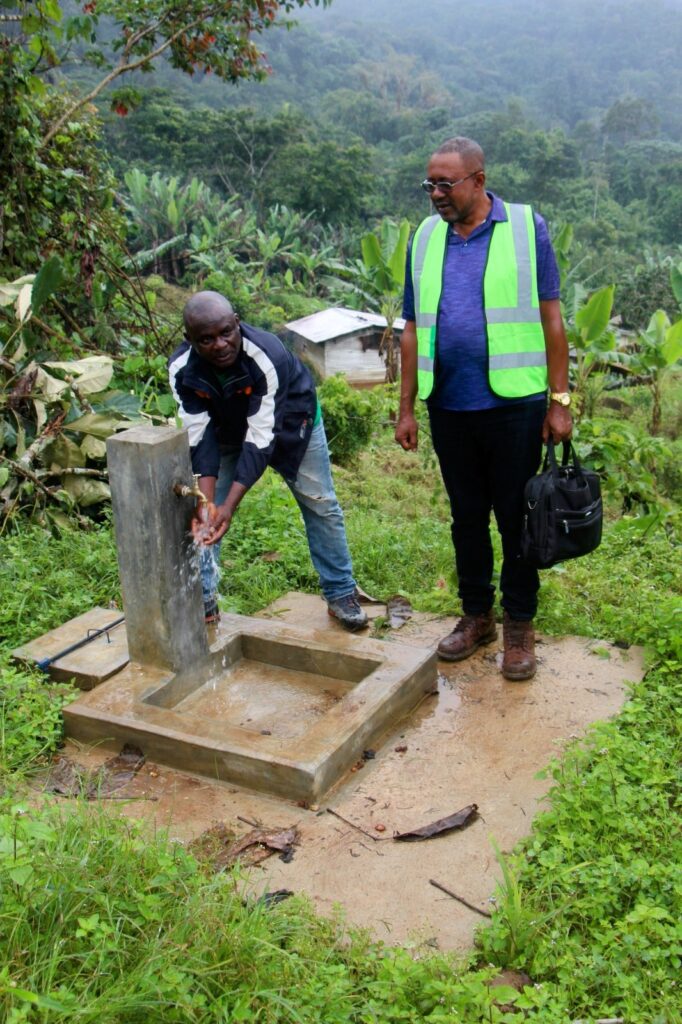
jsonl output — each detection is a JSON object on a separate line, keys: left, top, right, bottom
{"left": 0, "top": 662, "right": 75, "bottom": 775}
{"left": 574, "top": 416, "right": 678, "bottom": 510}
{"left": 318, "top": 375, "right": 378, "bottom": 465}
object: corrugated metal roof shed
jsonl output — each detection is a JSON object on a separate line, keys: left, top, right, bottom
{"left": 285, "top": 307, "right": 405, "bottom": 344}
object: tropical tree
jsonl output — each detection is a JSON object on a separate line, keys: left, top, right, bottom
{"left": 266, "top": 141, "right": 373, "bottom": 224}
{"left": 3, "top": 0, "right": 330, "bottom": 147}
{"left": 629, "top": 308, "right": 682, "bottom": 434}
{"left": 616, "top": 252, "right": 681, "bottom": 330}
{"left": 360, "top": 218, "right": 410, "bottom": 383}
{"left": 564, "top": 283, "right": 617, "bottom": 419}
{"left": 122, "top": 171, "right": 237, "bottom": 280}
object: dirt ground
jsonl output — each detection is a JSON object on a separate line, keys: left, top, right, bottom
{"left": 55, "top": 593, "right": 644, "bottom": 952}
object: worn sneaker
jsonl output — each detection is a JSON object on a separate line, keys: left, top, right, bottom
{"left": 327, "top": 592, "right": 369, "bottom": 632}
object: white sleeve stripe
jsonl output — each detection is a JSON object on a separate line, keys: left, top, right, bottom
{"left": 168, "top": 348, "right": 210, "bottom": 448}
{"left": 182, "top": 410, "right": 211, "bottom": 448}
{"left": 242, "top": 337, "right": 279, "bottom": 450}
{"left": 168, "top": 348, "right": 190, "bottom": 402}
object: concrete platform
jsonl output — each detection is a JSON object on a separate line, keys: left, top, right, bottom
{"left": 63, "top": 612, "right": 436, "bottom": 801}
{"left": 56, "top": 593, "right": 645, "bottom": 951}
{"left": 12, "top": 607, "right": 128, "bottom": 687}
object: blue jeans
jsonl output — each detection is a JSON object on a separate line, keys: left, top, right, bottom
{"left": 200, "top": 421, "right": 357, "bottom": 607}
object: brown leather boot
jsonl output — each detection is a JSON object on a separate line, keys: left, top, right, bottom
{"left": 502, "top": 613, "right": 536, "bottom": 681}
{"left": 437, "top": 610, "right": 497, "bottom": 662}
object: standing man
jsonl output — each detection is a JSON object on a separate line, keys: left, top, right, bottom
{"left": 169, "top": 290, "right": 368, "bottom": 631}
{"left": 395, "top": 137, "right": 572, "bottom": 681}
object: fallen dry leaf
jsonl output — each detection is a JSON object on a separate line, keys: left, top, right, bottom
{"left": 92, "top": 745, "right": 145, "bottom": 797}
{"left": 189, "top": 823, "right": 299, "bottom": 872}
{"left": 43, "top": 757, "right": 87, "bottom": 797}
{"left": 394, "top": 804, "right": 479, "bottom": 842}
{"left": 489, "top": 970, "right": 534, "bottom": 1012}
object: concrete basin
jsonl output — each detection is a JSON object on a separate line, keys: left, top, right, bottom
{"left": 63, "top": 613, "right": 436, "bottom": 801}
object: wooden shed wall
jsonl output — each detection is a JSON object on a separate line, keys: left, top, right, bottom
{"left": 324, "top": 334, "right": 385, "bottom": 382}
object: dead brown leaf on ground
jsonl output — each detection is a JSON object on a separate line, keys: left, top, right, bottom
{"left": 189, "top": 823, "right": 299, "bottom": 872}
{"left": 394, "top": 803, "right": 479, "bottom": 841}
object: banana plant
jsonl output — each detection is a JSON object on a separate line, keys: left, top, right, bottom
{"left": 629, "top": 309, "right": 682, "bottom": 433}
{"left": 285, "top": 246, "right": 338, "bottom": 287}
{"left": 187, "top": 202, "right": 257, "bottom": 277}
{"left": 262, "top": 204, "right": 319, "bottom": 251}
{"left": 359, "top": 218, "right": 411, "bottom": 383}
{"left": 122, "top": 171, "right": 227, "bottom": 279}
{"left": 565, "top": 283, "right": 617, "bottom": 418}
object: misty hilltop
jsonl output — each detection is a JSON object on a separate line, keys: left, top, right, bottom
{"left": 160, "top": 0, "right": 679, "bottom": 140}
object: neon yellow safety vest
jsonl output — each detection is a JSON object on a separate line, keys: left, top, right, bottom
{"left": 411, "top": 202, "right": 548, "bottom": 400}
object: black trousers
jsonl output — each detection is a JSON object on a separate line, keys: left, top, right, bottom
{"left": 428, "top": 400, "right": 545, "bottom": 621}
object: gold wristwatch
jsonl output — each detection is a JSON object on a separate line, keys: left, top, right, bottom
{"left": 549, "top": 391, "right": 571, "bottom": 407}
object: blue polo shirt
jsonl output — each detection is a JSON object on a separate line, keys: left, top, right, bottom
{"left": 402, "top": 192, "right": 560, "bottom": 411}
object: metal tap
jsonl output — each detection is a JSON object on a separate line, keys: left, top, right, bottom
{"left": 173, "top": 473, "right": 208, "bottom": 506}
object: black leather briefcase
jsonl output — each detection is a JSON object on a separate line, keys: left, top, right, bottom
{"left": 521, "top": 440, "right": 603, "bottom": 569}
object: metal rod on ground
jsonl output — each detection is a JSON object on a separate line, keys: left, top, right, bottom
{"left": 326, "top": 807, "right": 390, "bottom": 842}
{"left": 36, "top": 616, "right": 126, "bottom": 673}
{"left": 429, "top": 878, "right": 492, "bottom": 918}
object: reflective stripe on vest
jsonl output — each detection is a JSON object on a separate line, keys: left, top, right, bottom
{"left": 411, "top": 203, "right": 548, "bottom": 400}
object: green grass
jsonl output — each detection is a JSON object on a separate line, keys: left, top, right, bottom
{"left": 0, "top": 398, "right": 681, "bottom": 1023}
{"left": 0, "top": 797, "right": 559, "bottom": 1024}
{"left": 479, "top": 657, "right": 682, "bottom": 1020}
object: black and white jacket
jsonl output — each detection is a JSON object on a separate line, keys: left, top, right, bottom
{"left": 168, "top": 323, "right": 317, "bottom": 490}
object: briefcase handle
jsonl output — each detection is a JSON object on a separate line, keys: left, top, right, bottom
{"left": 544, "top": 439, "right": 587, "bottom": 480}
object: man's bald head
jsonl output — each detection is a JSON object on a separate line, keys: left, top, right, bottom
{"left": 183, "top": 291, "right": 235, "bottom": 335}
{"left": 183, "top": 291, "right": 242, "bottom": 368}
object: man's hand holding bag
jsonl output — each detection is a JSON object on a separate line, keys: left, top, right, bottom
{"left": 521, "top": 440, "right": 603, "bottom": 569}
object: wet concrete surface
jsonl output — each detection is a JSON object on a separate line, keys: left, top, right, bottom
{"left": 173, "top": 662, "right": 353, "bottom": 740}
{"left": 63, "top": 613, "right": 436, "bottom": 801}
{"left": 55, "top": 593, "right": 644, "bottom": 951}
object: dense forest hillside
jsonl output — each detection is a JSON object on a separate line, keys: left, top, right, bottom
{"left": 129, "top": 0, "right": 682, "bottom": 139}
{"left": 299, "top": 0, "right": 682, "bottom": 133}
{"left": 92, "top": 0, "right": 682, "bottom": 304}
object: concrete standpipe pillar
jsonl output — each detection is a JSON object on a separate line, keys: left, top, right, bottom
{"left": 106, "top": 425, "right": 209, "bottom": 672}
